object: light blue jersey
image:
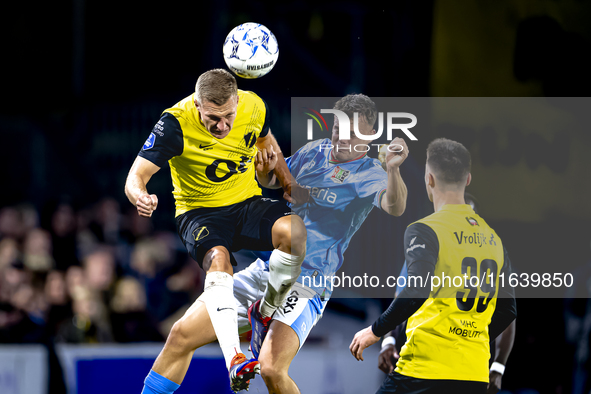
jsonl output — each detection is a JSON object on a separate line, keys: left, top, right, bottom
{"left": 276, "top": 138, "right": 388, "bottom": 298}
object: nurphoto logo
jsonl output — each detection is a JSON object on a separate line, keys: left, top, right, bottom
{"left": 304, "top": 108, "right": 418, "bottom": 154}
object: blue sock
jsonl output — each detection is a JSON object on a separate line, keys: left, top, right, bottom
{"left": 141, "top": 370, "right": 180, "bottom": 394}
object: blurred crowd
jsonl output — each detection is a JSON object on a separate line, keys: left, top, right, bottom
{"left": 2, "top": 197, "right": 590, "bottom": 393}
{"left": 0, "top": 198, "right": 205, "bottom": 345}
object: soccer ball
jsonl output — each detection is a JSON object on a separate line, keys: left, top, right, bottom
{"left": 223, "top": 23, "right": 279, "bottom": 79}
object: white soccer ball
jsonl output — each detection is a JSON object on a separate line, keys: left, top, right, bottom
{"left": 223, "top": 23, "right": 279, "bottom": 79}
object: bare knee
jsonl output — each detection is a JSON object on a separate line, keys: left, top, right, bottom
{"left": 260, "top": 362, "right": 288, "bottom": 388}
{"left": 202, "top": 246, "right": 233, "bottom": 274}
{"left": 166, "top": 319, "right": 195, "bottom": 353}
{"left": 272, "top": 215, "right": 306, "bottom": 255}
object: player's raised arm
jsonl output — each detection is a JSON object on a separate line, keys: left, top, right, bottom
{"left": 125, "top": 156, "right": 160, "bottom": 217}
{"left": 380, "top": 137, "right": 409, "bottom": 216}
{"left": 255, "top": 129, "right": 299, "bottom": 202}
{"left": 254, "top": 132, "right": 280, "bottom": 189}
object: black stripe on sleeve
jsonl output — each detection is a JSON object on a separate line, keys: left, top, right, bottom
{"left": 138, "top": 112, "right": 184, "bottom": 168}
{"left": 404, "top": 222, "right": 439, "bottom": 269}
{"left": 259, "top": 98, "right": 270, "bottom": 137}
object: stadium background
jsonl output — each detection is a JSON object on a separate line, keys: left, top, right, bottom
{"left": 1, "top": 1, "right": 590, "bottom": 393}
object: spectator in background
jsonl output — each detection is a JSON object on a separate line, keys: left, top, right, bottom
{"left": 120, "top": 205, "right": 153, "bottom": 245}
{"left": 90, "top": 198, "right": 122, "bottom": 246}
{"left": 76, "top": 206, "right": 98, "bottom": 257}
{"left": 83, "top": 248, "right": 116, "bottom": 294}
{"left": 0, "top": 237, "right": 20, "bottom": 272}
{"left": 130, "top": 236, "right": 195, "bottom": 323}
{"left": 130, "top": 239, "right": 164, "bottom": 279}
{"left": 110, "top": 277, "right": 163, "bottom": 343}
{"left": 0, "top": 205, "right": 39, "bottom": 241}
{"left": 10, "top": 271, "right": 47, "bottom": 332}
{"left": 0, "top": 199, "right": 198, "bottom": 347}
{"left": 50, "top": 202, "right": 79, "bottom": 271}
{"left": 23, "top": 228, "right": 54, "bottom": 272}
{"left": 65, "top": 265, "right": 85, "bottom": 296}
{"left": 76, "top": 198, "right": 122, "bottom": 257}
{"left": 0, "top": 207, "right": 25, "bottom": 241}
{"left": 0, "top": 257, "right": 46, "bottom": 343}
{"left": 45, "top": 270, "right": 73, "bottom": 338}
{"left": 56, "top": 286, "right": 112, "bottom": 343}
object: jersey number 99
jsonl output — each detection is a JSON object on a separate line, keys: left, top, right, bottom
{"left": 456, "top": 257, "right": 498, "bottom": 313}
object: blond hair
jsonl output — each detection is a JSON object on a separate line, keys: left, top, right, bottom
{"left": 195, "top": 69, "right": 237, "bottom": 105}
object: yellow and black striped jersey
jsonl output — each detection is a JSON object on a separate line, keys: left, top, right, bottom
{"left": 138, "top": 90, "right": 269, "bottom": 216}
{"left": 398, "top": 205, "right": 508, "bottom": 381}
{"left": 373, "top": 204, "right": 516, "bottom": 383}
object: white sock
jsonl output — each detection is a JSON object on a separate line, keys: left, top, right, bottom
{"left": 260, "top": 249, "right": 304, "bottom": 318}
{"left": 199, "top": 271, "right": 242, "bottom": 369}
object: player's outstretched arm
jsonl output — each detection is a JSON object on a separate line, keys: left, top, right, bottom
{"left": 380, "top": 138, "right": 409, "bottom": 216}
{"left": 125, "top": 156, "right": 161, "bottom": 217}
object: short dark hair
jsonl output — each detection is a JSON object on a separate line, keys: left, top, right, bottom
{"left": 333, "top": 94, "right": 378, "bottom": 127}
{"left": 426, "top": 138, "right": 471, "bottom": 185}
{"left": 195, "top": 69, "right": 237, "bottom": 105}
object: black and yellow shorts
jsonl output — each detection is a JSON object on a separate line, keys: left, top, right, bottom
{"left": 176, "top": 196, "right": 293, "bottom": 268}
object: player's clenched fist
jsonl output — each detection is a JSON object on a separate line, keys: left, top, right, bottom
{"left": 255, "top": 145, "right": 278, "bottom": 174}
{"left": 379, "top": 138, "right": 409, "bottom": 170}
{"left": 136, "top": 193, "right": 158, "bottom": 217}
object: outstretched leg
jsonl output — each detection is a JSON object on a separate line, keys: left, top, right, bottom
{"left": 142, "top": 298, "right": 216, "bottom": 393}
{"left": 142, "top": 246, "right": 254, "bottom": 393}
{"left": 258, "top": 320, "right": 302, "bottom": 394}
{"left": 150, "top": 299, "right": 216, "bottom": 383}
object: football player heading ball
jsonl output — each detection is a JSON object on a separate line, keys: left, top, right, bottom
{"left": 126, "top": 68, "right": 306, "bottom": 393}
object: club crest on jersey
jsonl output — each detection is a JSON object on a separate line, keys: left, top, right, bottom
{"left": 243, "top": 130, "right": 257, "bottom": 148}
{"left": 143, "top": 133, "right": 156, "bottom": 150}
{"left": 466, "top": 217, "right": 479, "bottom": 226}
{"left": 330, "top": 166, "right": 350, "bottom": 184}
{"left": 193, "top": 226, "right": 209, "bottom": 241}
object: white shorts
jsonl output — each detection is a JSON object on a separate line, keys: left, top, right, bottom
{"left": 234, "top": 259, "right": 327, "bottom": 350}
